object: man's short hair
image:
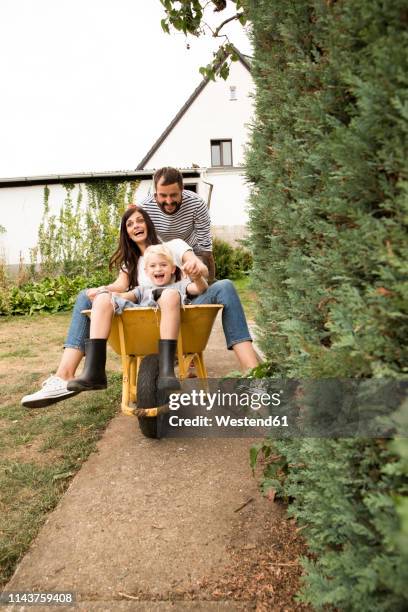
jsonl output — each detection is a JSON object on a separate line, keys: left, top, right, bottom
{"left": 153, "top": 167, "right": 183, "bottom": 191}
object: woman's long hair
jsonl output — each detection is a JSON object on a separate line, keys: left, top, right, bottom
{"left": 109, "top": 207, "right": 160, "bottom": 289}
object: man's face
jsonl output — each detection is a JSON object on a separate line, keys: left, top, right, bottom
{"left": 155, "top": 179, "right": 182, "bottom": 215}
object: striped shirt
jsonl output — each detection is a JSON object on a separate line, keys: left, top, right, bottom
{"left": 140, "top": 189, "right": 212, "bottom": 253}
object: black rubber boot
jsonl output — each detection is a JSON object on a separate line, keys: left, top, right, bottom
{"left": 67, "top": 339, "right": 107, "bottom": 392}
{"left": 157, "top": 339, "right": 181, "bottom": 393}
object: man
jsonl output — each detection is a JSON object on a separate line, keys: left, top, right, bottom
{"left": 140, "top": 167, "right": 215, "bottom": 281}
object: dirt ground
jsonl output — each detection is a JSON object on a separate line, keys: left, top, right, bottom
{"left": 1, "top": 314, "right": 309, "bottom": 611}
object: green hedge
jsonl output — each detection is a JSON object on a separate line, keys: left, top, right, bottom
{"left": 247, "top": 0, "right": 407, "bottom": 378}
{"left": 246, "top": 0, "right": 408, "bottom": 609}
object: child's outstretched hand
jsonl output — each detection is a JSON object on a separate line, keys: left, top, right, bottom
{"left": 112, "top": 290, "right": 138, "bottom": 303}
{"left": 181, "top": 261, "right": 202, "bottom": 279}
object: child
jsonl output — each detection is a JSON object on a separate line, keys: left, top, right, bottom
{"left": 69, "top": 244, "right": 207, "bottom": 394}
{"left": 112, "top": 244, "right": 208, "bottom": 392}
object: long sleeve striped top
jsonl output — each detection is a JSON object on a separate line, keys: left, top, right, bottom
{"left": 140, "top": 189, "right": 212, "bottom": 253}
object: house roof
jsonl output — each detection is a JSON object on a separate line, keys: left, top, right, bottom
{"left": 136, "top": 45, "right": 252, "bottom": 170}
{"left": 0, "top": 168, "right": 202, "bottom": 189}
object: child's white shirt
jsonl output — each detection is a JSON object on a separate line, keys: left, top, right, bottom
{"left": 137, "top": 239, "right": 192, "bottom": 287}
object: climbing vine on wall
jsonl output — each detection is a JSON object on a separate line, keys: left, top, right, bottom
{"left": 36, "top": 180, "right": 138, "bottom": 279}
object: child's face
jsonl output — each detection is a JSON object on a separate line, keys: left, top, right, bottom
{"left": 145, "top": 254, "right": 175, "bottom": 286}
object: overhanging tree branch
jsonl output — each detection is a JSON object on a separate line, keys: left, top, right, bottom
{"left": 159, "top": 1, "right": 249, "bottom": 80}
{"left": 212, "top": 12, "right": 245, "bottom": 37}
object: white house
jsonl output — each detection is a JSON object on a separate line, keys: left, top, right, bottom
{"left": 135, "top": 47, "right": 254, "bottom": 244}
{"left": 0, "top": 47, "right": 254, "bottom": 267}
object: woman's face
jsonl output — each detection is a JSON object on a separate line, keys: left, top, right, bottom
{"left": 126, "top": 211, "right": 147, "bottom": 245}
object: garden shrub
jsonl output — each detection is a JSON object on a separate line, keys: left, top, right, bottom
{"left": 245, "top": 0, "right": 408, "bottom": 609}
{"left": 212, "top": 237, "right": 252, "bottom": 279}
{"left": 0, "top": 272, "right": 115, "bottom": 316}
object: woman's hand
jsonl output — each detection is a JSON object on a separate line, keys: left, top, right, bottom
{"left": 87, "top": 271, "right": 131, "bottom": 300}
{"left": 86, "top": 286, "right": 109, "bottom": 301}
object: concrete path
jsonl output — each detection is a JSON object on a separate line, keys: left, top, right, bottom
{"left": 4, "top": 318, "right": 275, "bottom": 611}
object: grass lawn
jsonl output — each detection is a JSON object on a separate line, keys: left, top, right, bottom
{"left": 0, "top": 312, "right": 123, "bottom": 588}
{"left": 0, "top": 283, "right": 256, "bottom": 588}
{"left": 233, "top": 275, "right": 257, "bottom": 321}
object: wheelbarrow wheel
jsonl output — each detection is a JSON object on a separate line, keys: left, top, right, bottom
{"left": 136, "top": 354, "right": 166, "bottom": 439}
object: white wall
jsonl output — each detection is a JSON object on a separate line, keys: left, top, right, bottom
{"left": 145, "top": 60, "right": 254, "bottom": 169}
{"left": 0, "top": 184, "right": 83, "bottom": 265}
{"left": 204, "top": 167, "right": 250, "bottom": 226}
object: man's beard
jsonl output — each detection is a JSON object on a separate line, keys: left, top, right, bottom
{"left": 158, "top": 200, "right": 182, "bottom": 215}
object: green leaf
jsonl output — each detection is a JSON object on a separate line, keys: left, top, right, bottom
{"left": 219, "top": 62, "right": 229, "bottom": 80}
{"left": 238, "top": 12, "right": 247, "bottom": 26}
{"left": 160, "top": 19, "right": 170, "bottom": 34}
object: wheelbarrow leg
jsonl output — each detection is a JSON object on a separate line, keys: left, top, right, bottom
{"left": 193, "top": 352, "right": 207, "bottom": 379}
{"left": 116, "top": 316, "right": 134, "bottom": 416}
{"left": 121, "top": 355, "right": 133, "bottom": 416}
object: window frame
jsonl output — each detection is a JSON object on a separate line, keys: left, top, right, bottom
{"left": 210, "top": 139, "right": 233, "bottom": 167}
{"left": 229, "top": 86, "right": 237, "bottom": 101}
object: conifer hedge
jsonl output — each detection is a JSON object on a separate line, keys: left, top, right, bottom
{"left": 246, "top": 0, "right": 408, "bottom": 609}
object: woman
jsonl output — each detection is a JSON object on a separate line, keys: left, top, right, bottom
{"left": 21, "top": 207, "right": 260, "bottom": 408}
{"left": 68, "top": 242, "right": 208, "bottom": 394}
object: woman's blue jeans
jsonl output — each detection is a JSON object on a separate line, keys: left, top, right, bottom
{"left": 64, "top": 280, "right": 252, "bottom": 353}
{"left": 64, "top": 290, "right": 92, "bottom": 353}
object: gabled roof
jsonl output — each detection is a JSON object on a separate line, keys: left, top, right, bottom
{"left": 136, "top": 46, "right": 251, "bottom": 170}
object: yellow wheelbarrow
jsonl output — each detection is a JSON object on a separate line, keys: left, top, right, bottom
{"left": 85, "top": 304, "right": 222, "bottom": 438}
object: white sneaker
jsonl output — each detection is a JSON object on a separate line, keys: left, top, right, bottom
{"left": 21, "top": 375, "right": 79, "bottom": 409}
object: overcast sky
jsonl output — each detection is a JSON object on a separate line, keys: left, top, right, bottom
{"left": 0, "top": 0, "right": 251, "bottom": 178}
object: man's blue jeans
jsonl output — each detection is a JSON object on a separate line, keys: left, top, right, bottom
{"left": 64, "top": 280, "right": 252, "bottom": 352}
{"left": 190, "top": 279, "right": 252, "bottom": 349}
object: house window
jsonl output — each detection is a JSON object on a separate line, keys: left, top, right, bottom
{"left": 229, "top": 86, "right": 237, "bottom": 101}
{"left": 211, "top": 140, "right": 233, "bottom": 167}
